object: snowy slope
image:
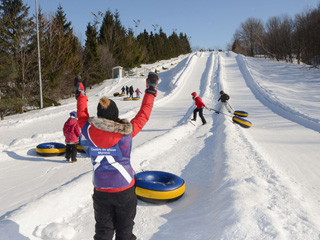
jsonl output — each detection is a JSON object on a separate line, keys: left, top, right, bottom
{"left": 0, "top": 51, "right": 320, "bottom": 240}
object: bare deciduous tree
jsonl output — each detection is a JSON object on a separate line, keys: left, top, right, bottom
{"left": 237, "top": 18, "right": 265, "bottom": 56}
{"left": 265, "top": 15, "right": 294, "bottom": 62}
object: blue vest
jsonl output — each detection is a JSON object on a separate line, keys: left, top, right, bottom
{"left": 80, "top": 122, "right": 133, "bottom": 189}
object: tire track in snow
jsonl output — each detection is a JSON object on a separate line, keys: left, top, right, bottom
{"left": 120, "top": 52, "right": 199, "bottom": 121}
{"left": 236, "top": 55, "right": 320, "bottom": 133}
{"left": 219, "top": 53, "right": 320, "bottom": 239}
{"left": 132, "top": 52, "right": 216, "bottom": 173}
{"left": 142, "top": 52, "right": 234, "bottom": 240}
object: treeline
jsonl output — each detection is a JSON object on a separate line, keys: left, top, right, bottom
{"left": 0, "top": 0, "right": 191, "bottom": 119}
{"left": 85, "top": 10, "right": 191, "bottom": 86}
{"left": 231, "top": 2, "right": 320, "bottom": 66}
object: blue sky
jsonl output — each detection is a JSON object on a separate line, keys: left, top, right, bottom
{"left": 24, "top": 0, "right": 319, "bottom": 50}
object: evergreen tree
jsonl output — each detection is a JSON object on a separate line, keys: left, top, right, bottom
{"left": 122, "top": 28, "right": 144, "bottom": 68}
{"left": 0, "top": 0, "right": 34, "bottom": 113}
{"left": 159, "top": 28, "right": 170, "bottom": 59}
{"left": 179, "top": 33, "right": 191, "bottom": 54}
{"left": 152, "top": 31, "right": 161, "bottom": 60}
{"left": 137, "top": 29, "right": 152, "bottom": 63}
{"left": 98, "top": 10, "right": 117, "bottom": 78}
{"left": 168, "top": 31, "right": 180, "bottom": 58}
{"left": 83, "top": 22, "right": 106, "bottom": 85}
{"left": 147, "top": 31, "right": 156, "bottom": 63}
{"left": 111, "top": 10, "right": 127, "bottom": 66}
{"left": 99, "top": 10, "right": 114, "bottom": 48}
{"left": 42, "top": 5, "right": 81, "bottom": 101}
{"left": 0, "top": 98, "right": 25, "bottom": 120}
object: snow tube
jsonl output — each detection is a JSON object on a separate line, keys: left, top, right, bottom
{"left": 234, "top": 110, "right": 248, "bottom": 117}
{"left": 113, "top": 92, "right": 119, "bottom": 97}
{"left": 135, "top": 171, "right": 185, "bottom": 204}
{"left": 77, "top": 143, "right": 85, "bottom": 153}
{"left": 123, "top": 97, "right": 132, "bottom": 101}
{"left": 118, "top": 93, "right": 125, "bottom": 97}
{"left": 132, "top": 97, "right": 140, "bottom": 101}
{"left": 232, "top": 116, "right": 252, "bottom": 128}
{"left": 36, "top": 142, "right": 66, "bottom": 156}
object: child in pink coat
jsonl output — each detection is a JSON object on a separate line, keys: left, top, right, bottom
{"left": 63, "top": 111, "right": 81, "bottom": 162}
{"left": 135, "top": 88, "right": 142, "bottom": 98}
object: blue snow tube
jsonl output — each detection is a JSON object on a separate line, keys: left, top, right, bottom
{"left": 36, "top": 142, "right": 66, "bottom": 156}
{"left": 232, "top": 116, "right": 252, "bottom": 128}
{"left": 234, "top": 110, "right": 248, "bottom": 117}
{"left": 135, "top": 171, "right": 185, "bottom": 204}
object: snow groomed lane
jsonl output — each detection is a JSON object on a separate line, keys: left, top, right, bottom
{"left": 132, "top": 52, "right": 221, "bottom": 239}
{"left": 237, "top": 55, "right": 320, "bottom": 133}
{"left": 219, "top": 52, "right": 320, "bottom": 239}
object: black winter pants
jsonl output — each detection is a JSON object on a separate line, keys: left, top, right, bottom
{"left": 65, "top": 144, "right": 77, "bottom": 161}
{"left": 193, "top": 108, "right": 206, "bottom": 124}
{"left": 93, "top": 186, "right": 137, "bottom": 240}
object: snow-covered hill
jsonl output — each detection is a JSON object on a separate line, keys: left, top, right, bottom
{"left": 0, "top": 51, "right": 319, "bottom": 240}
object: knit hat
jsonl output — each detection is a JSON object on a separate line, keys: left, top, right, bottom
{"left": 191, "top": 92, "right": 197, "bottom": 98}
{"left": 220, "top": 90, "right": 224, "bottom": 94}
{"left": 70, "top": 111, "right": 77, "bottom": 118}
{"left": 97, "top": 97, "right": 119, "bottom": 121}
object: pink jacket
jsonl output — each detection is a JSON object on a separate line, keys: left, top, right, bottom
{"left": 63, "top": 118, "right": 81, "bottom": 144}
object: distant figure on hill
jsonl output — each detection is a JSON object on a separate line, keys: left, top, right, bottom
{"left": 129, "top": 86, "right": 134, "bottom": 98}
{"left": 135, "top": 88, "right": 142, "bottom": 98}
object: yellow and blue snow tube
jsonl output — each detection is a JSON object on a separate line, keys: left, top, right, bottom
{"left": 123, "top": 97, "right": 132, "bottom": 101}
{"left": 77, "top": 143, "right": 85, "bottom": 153}
{"left": 113, "top": 92, "right": 119, "bottom": 97}
{"left": 36, "top": 142, "right": 66, "bottom": 156}
{"left": 234, "top": 110, "right": 248, "bottom": 117}
{"left": 135, "top": 171, "right": 185, "bottom": 204}
{"left": 232, "top": 116, "right": 252, "bottom": 128}
{"left": 132, "top": 97, "right": 140, "bottom": 101}
{"left": 118, "top": 93, "right": 125, "bottom": 97}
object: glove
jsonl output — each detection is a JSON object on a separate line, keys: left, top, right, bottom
{"left": 146, "top": 72, "right": 159, "bottom": 97}
{"left": 74, "top": 76, "right": 85, "bottom": 99}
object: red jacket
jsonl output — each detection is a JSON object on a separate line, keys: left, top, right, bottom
{"left": 63, "top": 118, "right": 81, "bottom": 144}
{"left": 194, "top": 96, "right": 206, "bottom": 109}
{"left": 77, "top": 93, "right": 154, "bottom": 145}
{"left": 77, "top": 90, "right": 155, "bottom": 192}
